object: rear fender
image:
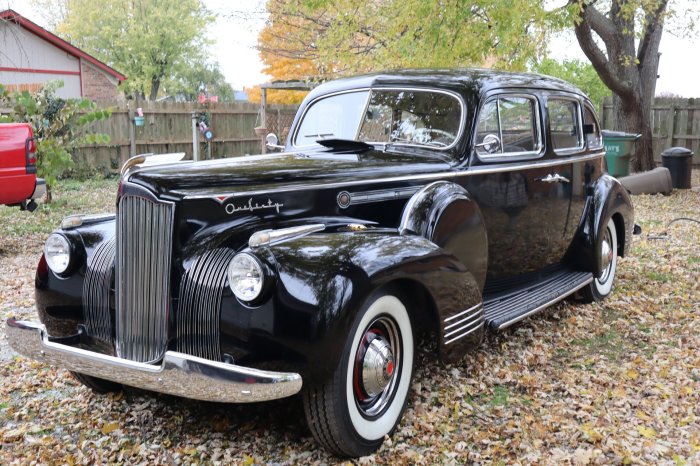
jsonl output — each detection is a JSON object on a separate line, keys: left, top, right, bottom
{"left": 569, "top": 174, "right": 634, "bottom": 273}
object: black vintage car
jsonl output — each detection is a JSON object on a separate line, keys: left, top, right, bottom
{"left": 8, "top": 69, "right": 634, "bottom": 457}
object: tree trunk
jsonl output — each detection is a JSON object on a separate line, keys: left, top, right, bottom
{"left": 45, "top": 184, "right": 53, "bottom": 203}
{"left": 573, "top": 0, "right": 667, "bottom": 173}
{"left": 149, "top": 77, "right": 160, "bottom": 101}
{"left": 612, "top": 92, "right": 655, "bottom": 172}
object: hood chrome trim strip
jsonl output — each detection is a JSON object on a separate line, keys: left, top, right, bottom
{"left": 183, "top": 151, "right": 604, "bottom": 201}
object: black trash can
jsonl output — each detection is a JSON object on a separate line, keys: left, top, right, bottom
{"left": 661, "top": 147, "right": 694, "bottom": 189}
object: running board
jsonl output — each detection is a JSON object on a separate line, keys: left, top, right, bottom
{"left": 483, "top": 270, "right": 593, "bottom": 332}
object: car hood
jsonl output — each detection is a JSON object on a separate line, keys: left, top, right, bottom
{"left": 127, "top": 149, "right": 453, "bottom": 199}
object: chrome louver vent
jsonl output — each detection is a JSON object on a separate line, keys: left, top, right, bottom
{"left": 177, "top": 248, "right": 235, "bottom": 361}
{"left": 83, "top": 237, "right": 116, "bottom": 344}
{"left": 116, "top": 195, "right": 174, "bottom": 363}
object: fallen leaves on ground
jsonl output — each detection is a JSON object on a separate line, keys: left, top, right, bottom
{"left": 1, "top": 173, "right": 699, "bottom": 465}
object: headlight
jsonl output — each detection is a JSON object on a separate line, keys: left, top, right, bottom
{"left": 227, "top": 252, "right": 264, "bottom": 302}
{"left": 44, "top": 233, "right": 72, "bottom": 274}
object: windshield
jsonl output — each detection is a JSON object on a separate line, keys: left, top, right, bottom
{"left": 294, "top": 89, "right": 463, "bottom": 149}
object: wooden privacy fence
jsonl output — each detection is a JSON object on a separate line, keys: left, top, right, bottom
{"left": 70, "top": 100, "right": 298, "bottom": 172}
{"left": 601, "top": 97, "right": 700, "bottom": 164}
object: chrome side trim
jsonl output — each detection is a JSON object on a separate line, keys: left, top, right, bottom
{"left": 445, "top": 313, "right": 484, "bottom": 337}
{"left": 249, "top": 224, "right": 325, "bottom": 249}
{"left": 347, "top": 186, "right": 421, "bottom": 205}
{"left": 444, "top": 315, "right": 485, "bottom": 345}
{"left": 442, "top": 303, "right": 484, "bottom": 345}
{"left": 494, "top": 276, "right": 593, "bottom": 330}
{"left": 83, "top": 237, "right": 116, "bottom": 344}
{"left": 6, "top": 319, "right": 303, "bottom": 403}
{"left": 184, "top": 151, "right": 605, "bottom": 200}
{"left": 444, "top": 302, "right": 483, "bottom": 323}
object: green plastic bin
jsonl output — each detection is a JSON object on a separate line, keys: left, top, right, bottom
{"left": 602, "top": 130, "right": 641, "bottom": 177}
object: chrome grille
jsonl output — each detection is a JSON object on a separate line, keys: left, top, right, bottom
{"left": 83, "top": 237, "right": 116, "bottom": 344}
{"left": 116, "top": 195, "right": 174, "bottom": 363}
{"left": 176, "top": 248, "right": 235, "bottom": 361}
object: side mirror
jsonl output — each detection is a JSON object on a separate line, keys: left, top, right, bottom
{"left": 475, "top": 133, "right": 501, "bottom": 154}
{"left": 266, "top": 133, "right": 284, "bottom": 151}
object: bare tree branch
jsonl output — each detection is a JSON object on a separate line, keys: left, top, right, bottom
{"left": 574, "top": 5, "right": 633, "bottom": 98}
{"left": 637, "top": 0, "right": 669, "bottom": 65}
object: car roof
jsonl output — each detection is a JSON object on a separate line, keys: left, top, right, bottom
{"left": 306, "top": 68, "right": 587, "bottom": 101}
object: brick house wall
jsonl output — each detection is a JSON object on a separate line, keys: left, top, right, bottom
{"left": 81, "top": 60, "right": 119, "bottom": 100}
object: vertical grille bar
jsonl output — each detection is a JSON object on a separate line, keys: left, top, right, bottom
{"left": 83, "top": 237, "right": 116, "bottom": 344}
{"left": 116, "top": 195, "right": 174, "bottom": 363}
{"left": 176, "top": 248, "right": 235, "bottom": 361}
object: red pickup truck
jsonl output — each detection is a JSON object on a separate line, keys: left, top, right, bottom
{"left": 0, "top": 123, "right": 45, "bottom": 211}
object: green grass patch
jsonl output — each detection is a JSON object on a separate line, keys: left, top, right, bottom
{"left": 644, "top": 271, "right": 672, "bottom": 283}
{"left": 0, "top": 177, "right": 119, "bottom": 248}
{"left": 489, "top": 385, "right": 510, "bottom": 407}
{"left": 573, "top": 327, "right": 628, "bottom": 362}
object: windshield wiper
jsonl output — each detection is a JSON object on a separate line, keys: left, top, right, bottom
{"left": 316, "top": 138, "right": 374, "bottom": 152}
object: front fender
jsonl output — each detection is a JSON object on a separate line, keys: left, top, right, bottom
{"left": 35, "top": 218, "right": 116, "bottom": 338}
{"left": 264, "top": 231, "right": 483, "bottom": 381}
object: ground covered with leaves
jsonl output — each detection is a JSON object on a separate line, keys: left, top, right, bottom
{"left": 1, "top": 174, "right": 699, "bottom": 465}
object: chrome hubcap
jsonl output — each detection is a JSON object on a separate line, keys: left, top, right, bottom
{"left": 353, "top": 316, "right": 401, "bottom": 418}
{"left": 599, "top": 229, "right": 614, "bottom": 282}
{"left": 361, "top": 336, "right": 395, "bottom": 397}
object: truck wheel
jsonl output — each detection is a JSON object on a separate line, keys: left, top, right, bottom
{"left": 70, "top": 371, "right": 122, "bottom": 394}
{"left": 303, "top": 292, "right": 414, "bottom": 457}
{"left": 580, "top": 218, "right": 618, "bottom": 303}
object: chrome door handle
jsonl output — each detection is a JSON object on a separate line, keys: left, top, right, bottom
{"left": 537, "top": 173, "right": 570, "bottom": 183}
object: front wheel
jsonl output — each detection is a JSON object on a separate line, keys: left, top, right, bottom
{"left": 580, "top": 218, "right": 618, "bottom": 302}
{"left": 303, "top": 292, "right": 414, "bottom": 457}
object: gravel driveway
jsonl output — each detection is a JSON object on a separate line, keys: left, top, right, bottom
{"left": 1, "top": 175, "right": 699, "bottom": 465}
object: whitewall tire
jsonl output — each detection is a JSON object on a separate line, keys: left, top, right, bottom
{"left": 581, "top": 218, "right": 618, "bottom": 302}
{"left": 303, "top": 291, "right": 414, "bottom": 457}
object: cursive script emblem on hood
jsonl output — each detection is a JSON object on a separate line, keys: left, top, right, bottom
{"left": 224, "top": 198, "right": 284, "bottom": 215}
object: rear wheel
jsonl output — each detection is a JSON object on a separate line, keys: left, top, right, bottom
{"left": 70, "top": 371, "right": 122, "bottom": 394}
{"left": 303, "top": 292, "right": 414, "bottom": 457}
{"left": 580, "top": 218, "right": 618, "bottom": 302}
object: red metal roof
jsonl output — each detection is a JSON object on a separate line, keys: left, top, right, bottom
{"left": 0, "top": 9, "right": 127, "bottom": 82}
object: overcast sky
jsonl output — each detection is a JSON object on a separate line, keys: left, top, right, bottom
{"left": 4, "top": 0, "right": 699, "bottom": 96}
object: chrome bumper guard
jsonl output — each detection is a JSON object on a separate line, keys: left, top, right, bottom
{"left": 31, "top": 179, "right": 46, "bottom": 199}
{"left": 6, "top": 319, "right": 302, "bottom": 403}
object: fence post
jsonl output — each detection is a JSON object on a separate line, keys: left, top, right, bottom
{"left": 191, "top": 111, "right": 199, "bottom": 161}
{"left": 666, "top": 104, "right": 675, "bottom": 149}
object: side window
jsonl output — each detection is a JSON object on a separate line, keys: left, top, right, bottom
{"left": 548, "top": 98, "right": 583, "bottom": 153}
{"left": 583, "top": 105, "right": 603, "bottom": 149}
{"left": 475, "top": 95, "right": 541, "bottom": 158}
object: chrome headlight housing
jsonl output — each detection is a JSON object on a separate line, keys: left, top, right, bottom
{"left": 227, "top": 252, "right": 264, "bottom": 302}
{"left": 44, "top": 233, "right": 72, "bottom": 275}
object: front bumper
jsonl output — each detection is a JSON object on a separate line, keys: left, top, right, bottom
{"left": 6, "top": 319, "right": 302, "bottom": 403}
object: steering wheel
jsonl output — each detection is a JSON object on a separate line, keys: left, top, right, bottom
{"left": 411, "top": 128, "right": 456, "bottom": 147}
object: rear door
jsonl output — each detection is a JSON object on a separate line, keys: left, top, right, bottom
{"left": 545, "top": 95, "right": 590, "bottom": 253}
